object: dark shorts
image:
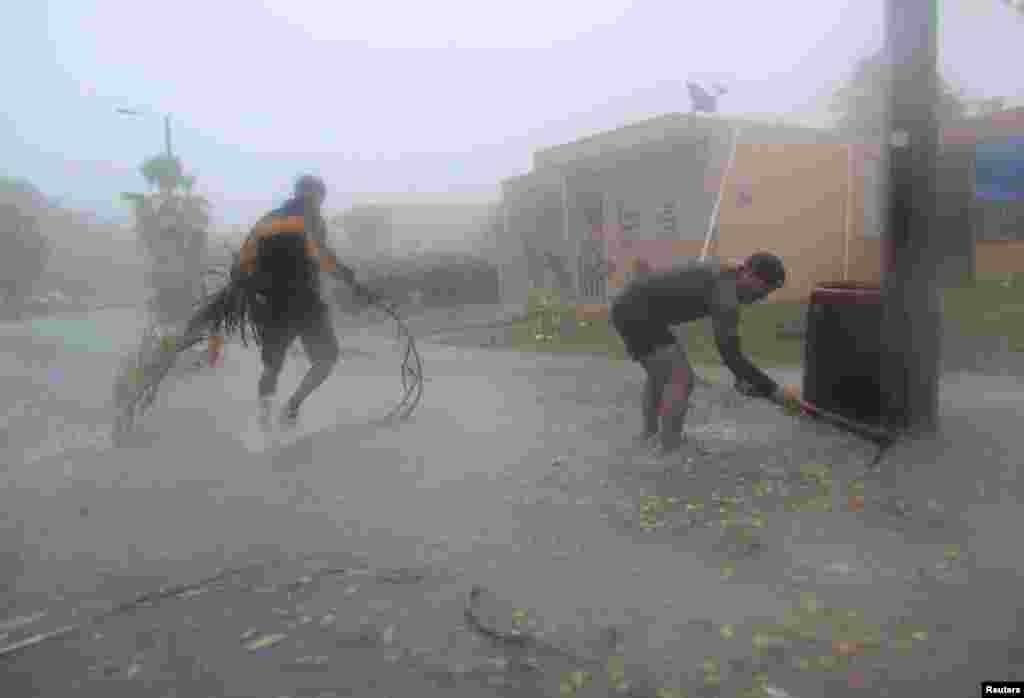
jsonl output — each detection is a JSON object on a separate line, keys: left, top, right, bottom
{"left": 258, "top": 298, "right": 340, "bottom": 370}
{"left": 610, "top": 295, "right": 676, "bottom": 362}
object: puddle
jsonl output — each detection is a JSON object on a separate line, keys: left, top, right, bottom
{"left": 29, "top": 317, "right": 118, "bottom": 354}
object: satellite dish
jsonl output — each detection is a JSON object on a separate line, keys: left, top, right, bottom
{"left": 687, "top": 81, "right": 725, "bottom": 114}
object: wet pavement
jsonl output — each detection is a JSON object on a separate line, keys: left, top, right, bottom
{"left": 2, "top": 307, "right": 1022, "bottom": 697}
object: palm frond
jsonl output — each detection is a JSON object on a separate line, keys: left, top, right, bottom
{"left": 112, "top": 254, "right": 270, "bottom": 441}
{"left": 185, "top": 280, "right": 262, "bottom": 348}
{"left": 120, "top": 192, "right": 147, "bottom": 207}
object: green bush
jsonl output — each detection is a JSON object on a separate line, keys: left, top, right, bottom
{"left": 943, "top": 272, "right": 1024, "bottom": 351}
{"left": 508, "top": 273, "right": 1024, "bottom": 362}
{"left": 512, "top": 297, "right": 808, "bottom": 366}
{"left": 526, "top": 288, "right": 574, "bottom": 342}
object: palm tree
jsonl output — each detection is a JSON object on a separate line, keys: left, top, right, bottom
{"left": 121, "top": 154, "right": 212, "bottom": 325}
{"left": 140, "top": 155, "right": 184, "bottom": 194}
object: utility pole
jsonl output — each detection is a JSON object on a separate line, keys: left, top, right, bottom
{"left": 880, "top": 0, "right": 942, "bottom": 433}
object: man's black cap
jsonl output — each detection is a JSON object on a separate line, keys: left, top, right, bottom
{"left": 746, "top": 252, "right": 786, "bottom": 289}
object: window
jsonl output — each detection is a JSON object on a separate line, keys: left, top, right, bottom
{"left": 617, "top": 200, "right": 642, "bottom": 237}
{"left": 657, "top": 202, "right": 678, "bottom": 237}
{"left": 975, "top": 137, "right": 1024, "bottom": 203}
{"left": 974, "top": 137, "right": 1024, "bottom": 242}
{"left": 575, "top": 191, "right": 608, "bottom": 300}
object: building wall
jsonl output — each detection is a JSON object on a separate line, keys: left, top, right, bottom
{"left": 534, "top": 112, "right": 839, "bottom": 171}
{"left": 563, "top": 135, "right": 722, "bottom": 301}
{"left": 507, "top": 126, "right": 733, "bottom": 302}
{"left": 336, "top": 202, "right": 498, "bottom": 258}
{"left": 807, "top": 140, "right": 978, "bottom": 290}
{"left": 605, "top": 240, "right": 706, "bottom": 292}
{"left": 504, "top": 109, "right": 1024, "bottom": 311}
{"left": 386, "top": 202, "right": 498, "bottom": 255}
{"left": 338, "top": 205, "right": 393, "bottom": 259}
{"left": 597, "top": 138, "right": 718, "bottom": 244}
{"left": 846, "top": 145, "right": 884, "bottom": 284}
{"left": 977, "top": 241, "right": 1024, "bottom": 276}
{"left": 843, "top": 139, "right": 1015, "bottom": 285}
{"left": 498, "top": 171, "right": 563, "bottom": 307}
{"left": 501, "top": 114, "right": 926, "bottom": 307}
{"left": 712, "top": 143, "right": 851, "bottom": 302}
{"left": 534, "top": 113, "right": 703, "bottom": 170}
{"left": 944, "top": 107, "right": 1024, "bottom": 147}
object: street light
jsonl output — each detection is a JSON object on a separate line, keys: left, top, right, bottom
{"left": 116, "top": 107, "right": 174, "bottom": 159}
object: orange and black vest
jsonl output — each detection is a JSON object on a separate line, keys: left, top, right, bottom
{"left": 236, "top": 197, "right": 339, "bottom": 302}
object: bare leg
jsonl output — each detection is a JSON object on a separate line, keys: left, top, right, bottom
{"left": 259, "top": 346, "right": 286, "bottom": 400}
{"left": 284, "top": 304, "right": 340, "bottom": 416}
{"left": 258, "top": 359, "right": 284, "bottom": 430}
{"left": 641, "top": 345, "right": 675, "bottom": 444}
{"left": 257, "top": 324, "right": 292, "bottom": 429}
{"left": 640, "top": 360, "right": 660, "bottom": 439}
{"left": 258, "top": 363, "right": 281, "bottom": 399}
{"left": 283, "top": 356, "right": 336, "bottom": 414}
{"left": 658, "top": 345, "right": 694, "bottom": 452}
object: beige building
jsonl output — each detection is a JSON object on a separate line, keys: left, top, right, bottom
{"left": 498, "top": 112, "right": 850, "bottom": 308}
{"left": 498, "top": 109, "right": 990, "bottom": 310}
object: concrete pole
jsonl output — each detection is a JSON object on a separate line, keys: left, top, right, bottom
{"left": 880, "top": 0, "right": 942, "bottom": 433}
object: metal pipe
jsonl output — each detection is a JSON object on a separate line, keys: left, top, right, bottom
{"left": 842, "top": 145, "right": 854, "bottom": 281}
{"left": 700, "top": 123, "right": 742, "bottom": 261}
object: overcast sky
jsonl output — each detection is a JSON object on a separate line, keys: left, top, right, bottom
{"left": 3, "top": 0, "right": 1021, "bottom": 228}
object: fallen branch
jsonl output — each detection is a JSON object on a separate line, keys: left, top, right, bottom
{"left": 0, "top": 559, "right": 271, "bottom": 660}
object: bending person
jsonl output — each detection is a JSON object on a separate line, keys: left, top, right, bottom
{"left": 610, "top": 252, "right": 800, "bottom": 456}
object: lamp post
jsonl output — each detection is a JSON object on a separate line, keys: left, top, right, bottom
{"left": 116, "top": 108, "right": 173, "bottom": 159}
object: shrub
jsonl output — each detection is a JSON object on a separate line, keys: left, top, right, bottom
{"left": 526, "top": 288, "right": 574, "bottom": 342}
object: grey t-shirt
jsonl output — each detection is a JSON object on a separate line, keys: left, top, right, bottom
{"left": 611, "top": 259, "right": 778, "bottom": 398}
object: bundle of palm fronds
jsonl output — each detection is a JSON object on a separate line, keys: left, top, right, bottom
{"left": 184, "top": 272, "right": 265, "bottom": 349}
{"left": 111, "top": 318, "right": 200, "bottom": 442}
{"left": 111, "top": 255, "right": 265, "bottom": 444}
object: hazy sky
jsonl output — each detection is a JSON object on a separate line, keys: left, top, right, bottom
{"left": 3, "top": 0, "right": 1021, "bottom": 228}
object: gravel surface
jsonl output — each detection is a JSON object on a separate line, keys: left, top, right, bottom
{"left": 2, "top": 306, "right": 1022, "bottom": 697}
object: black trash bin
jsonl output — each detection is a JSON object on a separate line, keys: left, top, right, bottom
{"left": 803, "top": 283, "right": 885, "bottom": 425}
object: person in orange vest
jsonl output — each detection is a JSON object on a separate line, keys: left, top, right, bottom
{"left": 229, "top": 175, "right": 378, "bottom": 429}
{"left": 610, "top": 252, "right": 799, "bottom": 456}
